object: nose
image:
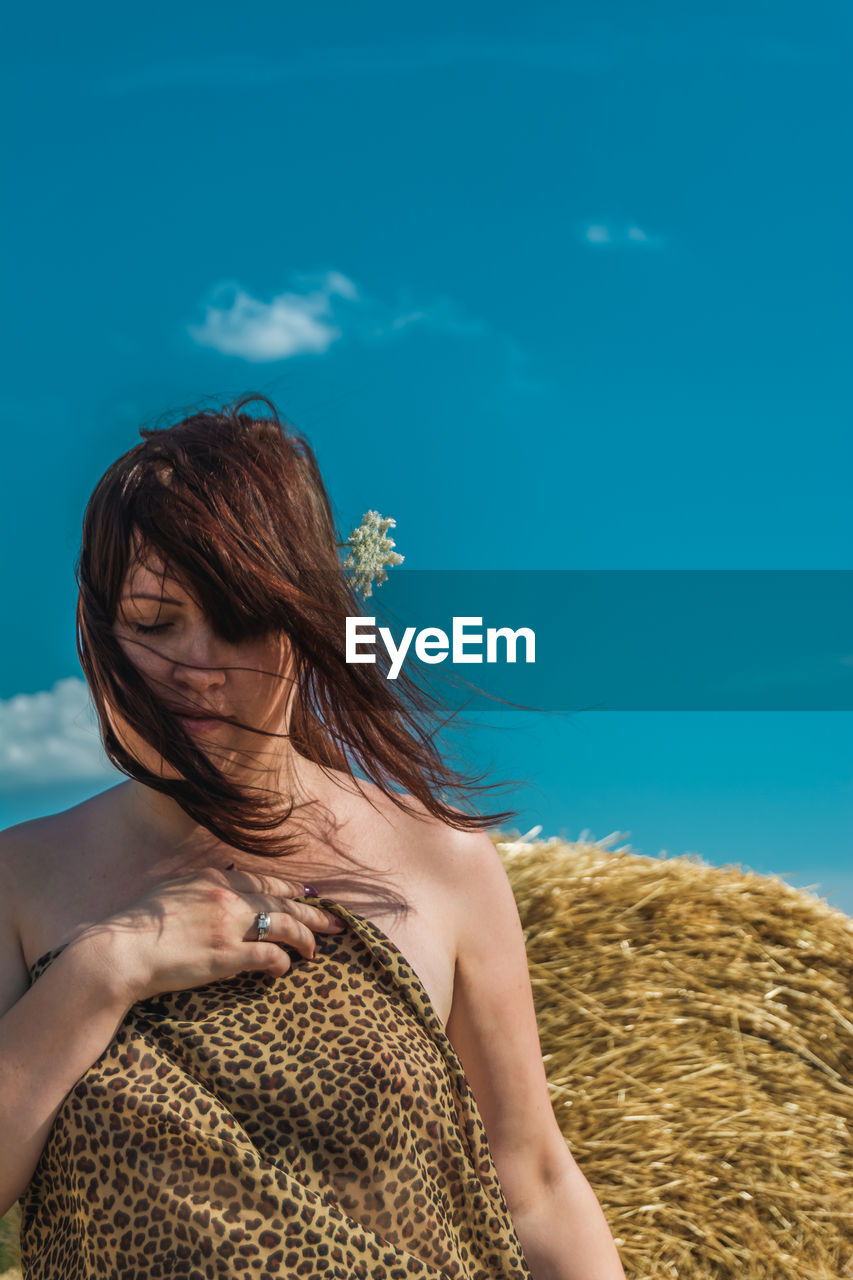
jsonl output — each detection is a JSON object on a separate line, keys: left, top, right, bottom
{"left": 170, "top": 628, "right": 227, "bottom": 699}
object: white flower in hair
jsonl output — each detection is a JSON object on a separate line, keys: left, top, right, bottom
{"left": 343, "top": 510, "right": 404, "bottom": 597}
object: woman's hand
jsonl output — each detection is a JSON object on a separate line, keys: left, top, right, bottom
{"left": 89, "top": 866, "right": 346, "bottom": 1004}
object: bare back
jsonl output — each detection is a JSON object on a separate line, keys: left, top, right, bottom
{"left": 2, "top": 774, "right": 460, "bottom": 1028}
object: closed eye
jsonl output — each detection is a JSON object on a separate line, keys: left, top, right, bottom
{"left": 133, "top": 623, "right": 172, "bottom": 634}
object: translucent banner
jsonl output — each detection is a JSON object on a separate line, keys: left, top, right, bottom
{"left": 347, "top": 570, "right": 853, "bottom": 711}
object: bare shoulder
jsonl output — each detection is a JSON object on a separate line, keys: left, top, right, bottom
{"left": 0, "top": 811, "right": 59, "bottom": 897}
{"left": 394, "top": 794, "right": 502, "bottom": 872}
{"left": 342, "top": 779, "right": 496, "bottom": 898}
{"left": 0, "top": 802, "right": 88, "bottom": 893}
{"left": 425, "top": 814, "right": 508, "bottom": 920}
{"left": 371, "top": 789, "right": 503, "bottom": 921}
{"left": 0, "top": 814, "right": 70, "bottom": 1011}
{"left": 0, "top": 792, "right": 111, "bottom": 947}
{"left": 356, "top": 782, "right": 495, "bottom": 860}
{"left": 0, "top": 820, "right": 31, "bottom": 923}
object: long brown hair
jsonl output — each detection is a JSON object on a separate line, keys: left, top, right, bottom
{"left": 75, "top": 394, "right": 522, "bottom": 859}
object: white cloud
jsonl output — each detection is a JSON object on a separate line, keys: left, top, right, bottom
{"left": 187, "top": 271, "right": 358, "bottom": 361}
{"left": 187, "top": 271, "right": 492, "bottom": 362}
{"left": 0, "top": 678, "right": 118, "bottom": 791}
{"left": 185, "top": 268, "right": 545, "bottom": 400}
{"left": 581, "top": 221, "right": 665, "bottom": 250}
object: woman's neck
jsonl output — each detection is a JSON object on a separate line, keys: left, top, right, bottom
{"left": 114, "top": 754, "right": 345, "bottom": 865}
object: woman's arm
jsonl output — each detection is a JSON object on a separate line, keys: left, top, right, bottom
{"left": 0, "top": 843, "right": 135, "bottom": 1217}
{"left": 442, "top": 827, "right": 626, "bottom": 1280}
{"left": 0, "top": 921, "right": 136, "bottom": 1218}
{"left": 509, "top": 1160, "right": 627, "bottom": 1280}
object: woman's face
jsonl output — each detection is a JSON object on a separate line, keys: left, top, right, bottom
{"left": 110, "top": 547, "right": 295, "bottom": 779}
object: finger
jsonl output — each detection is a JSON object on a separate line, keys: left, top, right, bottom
{"left": 218, "top": 871, "right": 332, "bottom": 917}
{"left": 246, "top": 911, "right": 317, "bottom": 959}
{"left": 262, "top": 897, "right": 345, "bottom": 933}
{"left": 214, "top": 866, "right": 290, "bottom": 891}
{"left": 310, "top": 906, "right": 347, "bottom": 933}
{"left": 244, "top": 942, "right": 293, "bottom": 976}
{"left": 224, "top": 869, "right": 306, "bottom": 898}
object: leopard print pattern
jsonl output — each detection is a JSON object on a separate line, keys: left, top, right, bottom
{"left": 19, "top": 898, "right": 533, "bottom": 1278}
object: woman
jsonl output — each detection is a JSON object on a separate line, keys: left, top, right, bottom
{"left": 0, "top": 397, "right": 625, "bottom": 1279}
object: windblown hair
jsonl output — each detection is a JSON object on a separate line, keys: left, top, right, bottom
{"left": 76, "top": 394, "right": 521, "bottom": 858}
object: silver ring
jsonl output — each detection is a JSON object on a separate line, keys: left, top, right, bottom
{"left": 255, "top": 911, "right": 271, "bottom": 942}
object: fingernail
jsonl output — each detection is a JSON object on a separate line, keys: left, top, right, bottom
{"left": 303, "top": 884, "right": 319, "bottom": 898}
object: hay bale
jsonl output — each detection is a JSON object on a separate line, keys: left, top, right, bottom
{"left": 495, "top": 832, "right": 853, "bottom": 1279}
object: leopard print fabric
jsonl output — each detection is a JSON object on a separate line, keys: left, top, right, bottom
{"left": 19, "top": 897, "right": 533, "bottom": 1278}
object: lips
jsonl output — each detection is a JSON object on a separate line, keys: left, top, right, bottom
{"left": 175, "top": 714, "right": 224, "bottom": 736}
{"left": 162, "top": 703, "right": 229, "bottom": 735}
{"left": 165, "top": 703, "right": 227, "bottom": 718}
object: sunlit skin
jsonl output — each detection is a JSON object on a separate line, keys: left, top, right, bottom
{"left": 106, "top": 541, "right": 344, "bottom": 868}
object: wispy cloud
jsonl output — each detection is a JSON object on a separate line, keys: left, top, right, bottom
{"left": 0, "top": 678, "right": 118, "bottom": 791}
{"left": 187, "top": 270, "right": 489, "bottom": 362}
{"left": 185, "top": 267, "right": 548, "bottom": 401}
{"left": 581, "top": 221, "right": 666, "bottom": 250}
{"left": 376, "top": 295, "right": 487, "bottom": 342}
{"left": 95, "top": 25, "right": 841, "bottom": 97}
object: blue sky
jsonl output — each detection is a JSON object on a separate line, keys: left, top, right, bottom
{"left": 2, "top": 2, "right": 851, "bottom": 912}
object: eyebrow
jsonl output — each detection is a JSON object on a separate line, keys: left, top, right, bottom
{"left": 124, "top": 593, "right": 185, "bottom": 604}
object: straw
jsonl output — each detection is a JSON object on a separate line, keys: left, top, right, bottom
{"left": 495, "top": 833, "right": 853, "bottom": 1279}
